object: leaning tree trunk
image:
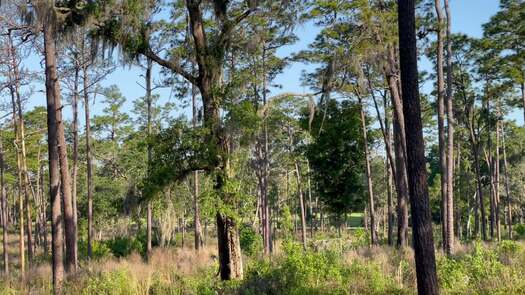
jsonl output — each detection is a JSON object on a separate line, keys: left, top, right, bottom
{"left": 43, "top": 20, "right": 65, "bottom": 293}
{"left": 384, "top": 46, "right": 409, "bottom": 248}
{"left": 358, "top": 95, "right": 377, "bottom": 245}
{"left": 397, "top": 1, "right": 439, "bottom": 294}
{"left": 294, "top": 160, "right": 308, "bottom": 250}
{"left": 444, "top": 0, "right": 454, "bottom": 254}
{"left": 435, "top": 0, "right": 448, "bottom": 252}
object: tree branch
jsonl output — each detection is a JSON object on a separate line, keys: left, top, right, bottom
{"left": 142, "top": 47, "right": 197, "bottom": 85}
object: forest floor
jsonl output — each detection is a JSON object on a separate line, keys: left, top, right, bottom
{"left": 1, "top": 229, "right": 525, "bottom": 294}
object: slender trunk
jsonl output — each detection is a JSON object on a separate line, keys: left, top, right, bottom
{"left": 71, "top": 65, "right": 80, "bottom": 266}
{"left": 82, "top": 56, "right": 94, "bottom": 259}
{"left": 192, "top": 83, "right": 203, "bottom": 250}
{"left": 294, "top": 161, "right": 307, "bottom": 250}
{"left": 146, "top": 58, "right": 153, "bottom": 255}
{"left": 444, "top": 0, "right": 454, "bottom": 254}
{"left": 44, "top": 21, "right": 65, "bottom": 293}
{"left": 358, "top": 95, "right": 377, "bottom": 245}
{"left": 307, "top": 161, "right": 313, "bottom": 239}
{"left": 56, "top": 54, "right": 76, "bottom": 275}
{"left": 397, "top": 1, "right": 439, "bottom": 294}
{"left": 502, "top": 125, "right": 512, "bottom": 239}
{"left": 9, "top": 87, "right": 25, "bottom": 276}
{"left": 0, "top": 136, "right": 8, "bottom": 275}
{"left": 384, "top": 47, "right": 409, "bottom": 248}
{"left": 521, "top": 82, "right": 525, "bottom": 126}
{"left": 435, "top": 0, "right": 448, "bottom": 251}
{"left": 6, "top": 34, "right": 27, "bottom": 273}
{"left": 495, "top": 102, "right": 501, "bottom": 241}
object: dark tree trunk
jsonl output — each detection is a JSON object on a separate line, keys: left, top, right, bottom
{"left": 397, "top": 1, "right": 439, "bottom": 294}
{"left": 44, "top": 21, "right": 65, "bottom": 293}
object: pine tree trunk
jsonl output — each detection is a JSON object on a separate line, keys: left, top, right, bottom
{"left": 495, "top": 102, "right": 501, "bottom": 241}
{"left": 397, "top": 1, "right": 439, "bottom": 293}
{"left": 294, "top": 161, "right": 308, "bottom": 250}
{"left": 502, "top": 125, "right": 512, "bottom": 239}
{"left": 358, "top": 95, "right": 377, "bottom": 245}
{"left": 435, "top": 0, "right": 448, "bottom": 252}
{"left": 444, "top": 0, "right": 455, "bottom": 254}
{"left": 384, "top": 47, "right": 409, "bottom": 248}
{"left": 56, "top": 54, "right": 76, "bottom": 275}
{"left": 71, "top": 65, "right": 80, "bottom": 266}
{"left": 145, "top": 58, "right": 153, "bottom": 255}
{"left": 0, "top": 136, "right": 8, "bottom": 275}
{"left": 44, "top": 21, "right": 65, "bottom": 293}
{"left": 82, "top": 59, "right": 94, "bottom": 259}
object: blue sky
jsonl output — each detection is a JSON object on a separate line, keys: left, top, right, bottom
{"left": 15, "top": 0, "right": 522, "bottom": 126}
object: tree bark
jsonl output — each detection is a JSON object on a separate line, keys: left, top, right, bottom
{"left": 82, "top": 55, "right": 94, "bottom": 259}
{"left": 71, "top": 64, "right": 80, "bottom": 266}
{"left": 397, "top": 1, "right": 439, "bottom": 294}
{"left": 358, "top": 95, "right": 377, "bottom": 245}
{"left": 294, "top": 161, "right": 308, "bottom": 250}
{"left": 384, "top": 46, "right": 409, "bottom": 248}
{"left": 0, "top": 136, "right": 8, "bottom": 275}
{"left": 192, "top": 82, "right": 203, "bottom": 250}
{"left": 145, "top": 57, "right": 153, "bottom": 255}
{"left": 43, "top": 20, "right": 65, "bottom": 293}
{"left": 435, "top": 0, "right": 448, "bottom": 252}
{"left": 444, "top": 0, "right": 454, "bottom": 254}
{"left": 495, "top": 101, "right": 501, "bottom": 241}
{"left": 502, "top": 124, "right": 512, "bottom": 239}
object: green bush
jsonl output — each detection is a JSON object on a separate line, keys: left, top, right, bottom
{"left": 514, "top": 224, "right": 525, "bottom": 238}
{"left": 239, "top": 224, "right": 262, "bottom": 257}
{"left": 106, "top": 237, "right": 144, "bottom": 258}
{"left": 78, "top": 239, "right": 112, "bottom": 260}
{"left": 82, "top": 270, "right": 136, "bottom": 295}
{"left": 238, "top": 242, "right": 405, "bottom": 295}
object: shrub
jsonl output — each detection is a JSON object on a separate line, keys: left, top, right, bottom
{"left": 106, "top": 237, "right": 144, "bottom": 258}
{"left": 514, "top": 224, "right": 525, "bottom": 239}
{"left": 78, "top": 239, "right": 112, "bottom": 260}
{"left": 239, "top": 224, "right": 262, "bottom": 257}
{"left": 82, "top": 270, "right": 136, "bottom": 295}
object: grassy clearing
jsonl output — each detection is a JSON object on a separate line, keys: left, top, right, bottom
{"left": 2, "top": 231, "right": 525, "bottom": 294}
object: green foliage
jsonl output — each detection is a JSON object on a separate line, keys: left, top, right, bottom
{"left": 238, "top": 242, "right": 405, "bottom": 295}
{"left": 304, "top": 100, "right": 366, "bottom": 216}
{"left": 239, "top": 224, "right": 263, "bottom": 257}
{"left": 105, "top": 236, "right": 144, "bottom": 258}
{"left": 514, "top": 224, "right": 525, "bottom": 238}
{"left": 78, "top": 240, "right": 112, "bottom": 260}
{"left": 351, "top": 228, "right": 370, "bottom": 249}
{"left": 82, "top": 270, "right": 137, "bottom": 295}
{"left": 437, "top": 242, "right": 525, "bottom": 293}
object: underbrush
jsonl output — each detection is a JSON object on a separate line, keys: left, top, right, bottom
{"left": 2, "top": 240, "right": 525, "bottom": 294}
